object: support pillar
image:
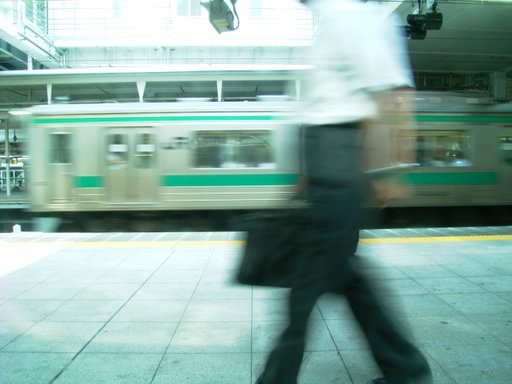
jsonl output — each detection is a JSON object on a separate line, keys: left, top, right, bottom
{"left": 217, "top": 80, "right": 223, "bottom": 102}
{"left": 46, "top": 83, "right": 52, "bottom": 104}
{"left": 490, "top": 71, "right": 507, "bottom": 100}
{"left": 4, "top": 120, "right": 11, "bottom": 197}
{"left": 136, "top": 81, "right": 146, "bottom": 102}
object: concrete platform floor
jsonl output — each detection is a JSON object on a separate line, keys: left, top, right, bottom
{"left": 0, "top": 228, "right": 511, "bottom": 384}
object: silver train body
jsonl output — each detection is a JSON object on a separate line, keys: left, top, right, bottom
{"left": 26, "top": 102, "right": 300, "bottom": 216}
{"left": 23, "top": 98, "right": 512, "bottom": 227}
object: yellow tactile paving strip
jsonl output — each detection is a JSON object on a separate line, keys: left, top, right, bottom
{"left": 2, "top": 235, "right": 512, "bottom": 248}
{"left": 360, "top": 234, "right": 512, "bottom": 244}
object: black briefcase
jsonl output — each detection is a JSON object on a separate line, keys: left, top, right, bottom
{"left": 234, "top": 210, "right": 304, "bottom": 288}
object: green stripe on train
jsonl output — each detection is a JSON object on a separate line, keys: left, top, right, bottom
{"left": 33, "top": 115, "right": 279, "bottom": 124}
{"left": 33, "top": 114, "right": 512, "bottom": 125}
{"left": 72, "top": 172, "right": 495, "bottom": 189}
{"left": 72, "top": 174, "right": 299, "bottom": 189}
{"left": 74, "top": 176, "right": 104, "bottom": 188}
{"left": 161, "top": 172, "right": 496, "bottom": 187}
{"left": 160, "top": 173, "right": 299, "bottom": 187}
{"left": 415, "top": 115, "right": 512, "bottom": 123}
{"left": 404, "top": 172, "right": 497, "bottom": 185}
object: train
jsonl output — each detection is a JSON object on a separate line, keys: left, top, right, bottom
{"left": 10, "top": 95, "right": 512, "bottom": 230}
{"left": 22, "top": 101, "right": 299, "bottom": 230}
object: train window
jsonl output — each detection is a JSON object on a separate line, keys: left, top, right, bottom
{"left": 415, "top": 130, "right": 472, "bottom": 167}
{"left": 50, "top": 133, "right": 71, "bottom": 164}
{"left": 135, "top": 133, "right": 156, "bottom": 169}
{"left": 194, "top": 130, "right": 275, "bottom": 169}
{"left": 106, "top": 133, "right": 128, "bottom": 167}
{"left": 500, "top": 136, "right": 512, "bottom": 166}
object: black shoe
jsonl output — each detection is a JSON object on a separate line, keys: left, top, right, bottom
{"left": 367, "top": 373, "right": 432, "bottom": 384}
{"left": 367, "top": 379, "right": 387, "bottom": 384}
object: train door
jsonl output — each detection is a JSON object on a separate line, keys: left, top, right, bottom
{"left": 105, "top": 128, "right": 158, "bottom": 202}
{"left": 49, "top": 132, "right": 73, "bottom": 202}
{"left": 498, "top": 135, "right": 512, "bottom": 201}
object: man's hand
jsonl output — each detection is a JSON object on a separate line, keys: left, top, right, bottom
{"left": 371, "top": 178, "right": 409, "bottom": 208}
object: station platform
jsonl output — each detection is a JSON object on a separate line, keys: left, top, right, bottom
{"left": 1, "top": 227, "right": 511, "bottom": 384}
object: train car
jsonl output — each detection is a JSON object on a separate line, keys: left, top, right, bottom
{"left": 394, "top": 99, "right": 512, "bottom": 208}
{"left": 21, "top": 97, "right": 512, "bottom": 230}
{"left": 377, "top": 97, "right": 512, "bottom": 226}
{"left": 24, "top": 101, "right": 300, "bottom": 230}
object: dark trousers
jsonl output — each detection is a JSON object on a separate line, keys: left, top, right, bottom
{"left": 258, "top": 124, "right": 430, "bottom": 384}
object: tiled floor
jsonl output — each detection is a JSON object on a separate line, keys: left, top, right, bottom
{"left": 0, "top": 228, "right": 511, "bottom": 384}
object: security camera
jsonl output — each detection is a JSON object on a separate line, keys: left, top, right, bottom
{"left": 201, "top": 0, "right": 239, "bottom": 34}
{"left": 407, "top": 12, "right": 443, "bottom": 31}
{"left": 404, "top": 25, "right": 427, "bottom": 40}
{"left": 405, "top": 3, "right": 442, "bottom": 41}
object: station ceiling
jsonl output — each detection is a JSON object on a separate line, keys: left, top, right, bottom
{"left": 0, "top": 1, "right": 511, "bottom": 109}
{"left": 395, "top": 1, "right": 512, "bottom": 73}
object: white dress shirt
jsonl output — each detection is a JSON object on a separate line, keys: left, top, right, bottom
{"left": 297, "top": 0, "right": 414, "bottom": 126}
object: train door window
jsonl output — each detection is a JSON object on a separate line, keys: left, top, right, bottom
{"left": 416, "top": 130, "right": 472, "bottom": 167}
{"left": 107, "top": 133, "right": 128, "bottom": 168}
{"left": 50, "top": 133, "right": 71, "bottom": 164}
{"left": 194, "top": 130, "right": 275, "bottom": 168}
{"left": 500, "top": 136, "right": 512, "bottom": 166}
{"left": 135, "top": 133, "right": 156, "bottom": 169}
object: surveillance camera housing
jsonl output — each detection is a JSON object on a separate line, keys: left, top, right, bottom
{"left": 425, "top": 12, "right": 443, "bottom": 30}
{"left": 404, "top": 25, "right": 427, "bottom": 40}
{"left": 201, "top": 0, "right": 235, "bottom": 33}
{"left": 407, "top": 12, "right": 443, "bottom": 31}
